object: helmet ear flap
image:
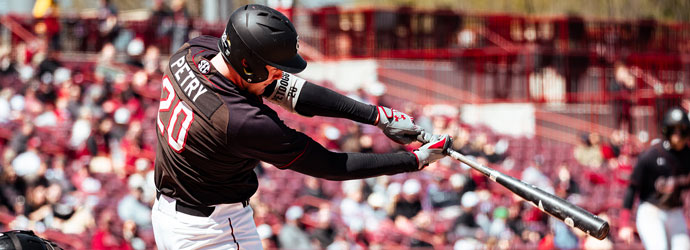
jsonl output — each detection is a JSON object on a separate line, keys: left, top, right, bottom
{"left": 218, "top": 24, "right": 269, "bottom": 83}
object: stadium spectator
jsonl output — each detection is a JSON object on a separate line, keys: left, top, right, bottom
{"left": 32, "top": 0, "right": 61, "bottom": 50}
{"left": 97, "top": 0, "right": 120, "bottom": 50}
{"left": 309, "top": 203, "right": 337, "bottom": 248}
{"left": 550, "top": 217, "right": 579, "bottom": 249}
{"left": 451, "top": 126, "right": 473, "bottom": 155}
{"left": 391, "top": 179, "right": 423, "bottom": 220}
{"left": 10, "top": 123, "right": 34, "bottom": 154}
{"left": 521, "top": 155, "right": 554, "bottom": 194}
{"left": 301, "top": 176, "right": 327, "bottom": 200}
{"left": 573, "top": 132, "right": 604, "bottom": 169}
{"left": 167, "top": 0, "right": 191, "bottom": 54}
{"left": 427, "top": 173, "right": 464, "bottom": 209}
{"left": 256, "top": 223, "right": 276, "bottom": 249}
{"left": 555, "top": 164, "right": 580, "bottom": 198}
{"left": 11, "top": 137, "right": 43, "bottom": 184}
{"left": 611, "top": 61, "right": 635, "bottom": 133}
{"left": 278, "top": 206, "right": 313, "bottom": 249}
{"left": 91, "top": 210, "right": 131, "bottom": 250}
{"left": 451, "top": 191, "right": 482, "bottom": 240}
{"left": 116, "top": 187, "right": 151, "bottom": 228}
{"left": 150, "top": 0, "right": 173, "bottom": 51}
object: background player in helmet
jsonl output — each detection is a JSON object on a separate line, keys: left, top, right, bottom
{"left": 618, "top": 107, "right": 690, "bottom": 250}
{"left": 151, "top": 4, "right": 451, "bottom": 249}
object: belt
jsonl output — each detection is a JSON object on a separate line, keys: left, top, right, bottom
{"left": 156, "top": 191, "right": 249, "bottom": 217}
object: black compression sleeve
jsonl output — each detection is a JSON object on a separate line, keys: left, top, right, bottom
{"left": 622, "top": 185, "right": 636, "bottom": 209}
{"left": 293, "top": 82, "right": 379, "bottom": 125}
{"left": 286, "top": 138, "right": 419, "bottom": 180}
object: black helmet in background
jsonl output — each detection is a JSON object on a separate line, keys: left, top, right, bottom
{"left": 0, "top": 230, "right": 63, "bottom": 250}
{"left": 660, "top": 107, "right": 690, "bottom": 139}
{"left": 218, "top": 4, "right": 306, "bottom": 83}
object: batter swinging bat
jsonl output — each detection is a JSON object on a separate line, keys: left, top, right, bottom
{"left": 418, "top": 133, "right": 610, "bottom": 240}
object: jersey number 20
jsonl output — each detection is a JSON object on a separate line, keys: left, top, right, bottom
{"left": 157, "top": 76, "right": 194, "bottom": 152}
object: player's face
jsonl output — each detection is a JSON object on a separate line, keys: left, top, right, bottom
{"left": 669, "top": 127, "right": 689, "bottom": 151}
{"left": 246, "top": 65, "right": 283, "bottom": 96}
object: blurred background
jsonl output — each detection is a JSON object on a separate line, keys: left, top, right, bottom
{"left": 0, "top": 0, "right": 688, "bottom": 249}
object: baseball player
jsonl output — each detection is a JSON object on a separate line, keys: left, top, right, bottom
{"left": 151, "top": 4, "right": 452, "bottom": 250}
{"left": 618, "top": 107, "right": 690, "bottom": 250}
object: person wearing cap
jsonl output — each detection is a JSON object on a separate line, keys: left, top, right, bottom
{"left": 151, "top": 4, "right": 453, "bottom": 249}
{"left": 391, "top": 179, "right": 423, "bottom": 220}
{"left": 452, "top": 191, "right": 481, "bottom": 239}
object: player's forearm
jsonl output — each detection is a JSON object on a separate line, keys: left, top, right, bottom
{"left": 294, "top": 82, "right": 378, "bottom": 124}
{"left": 286, "top": 142, "right": 418, "bottom": 180}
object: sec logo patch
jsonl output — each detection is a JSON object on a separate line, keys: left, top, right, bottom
{"left": 198, "top": 59, "right": 211, "bottom": 74}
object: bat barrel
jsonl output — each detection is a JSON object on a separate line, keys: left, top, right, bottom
{"left": 495, "top": 169, "right": 610, "bottom": 239}
{"left": 447, "top": 149, "right": 610, "bottom": 240}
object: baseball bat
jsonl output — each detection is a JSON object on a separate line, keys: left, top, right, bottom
{"left": 446, "top": 148, "right": 609, "bottom": 240}
{"left": 416, "top": 132, "right": 609, "bottom": 240}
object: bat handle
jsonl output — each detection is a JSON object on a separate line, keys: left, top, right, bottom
{"left": 416, "top": 130, "right": 432, "bottom": 144}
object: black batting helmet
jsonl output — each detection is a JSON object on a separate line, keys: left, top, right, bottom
{"left": 660, "top": 107, "right": 690, "bottom": 139}
{"left": 218, "top": 4, "right": 306, "bottom": 83}
{"left": 0, "top": 230, "right": 63, "bottom": 250}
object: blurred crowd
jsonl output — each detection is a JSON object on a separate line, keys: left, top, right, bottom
{"left": 1, "top": 2, "right": 165, "bottom": 249}
{"left": 0, "top": 1, "right": 683, "bottom": 250}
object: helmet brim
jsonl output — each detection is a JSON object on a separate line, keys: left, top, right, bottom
{"left": 267, "top": 53, "right": 307, "bottom": 74}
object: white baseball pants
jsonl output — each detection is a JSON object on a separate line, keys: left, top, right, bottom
{"left": 636, "top": 202, "right": 690, "bottom": 250}
{"left": 152, "top": 194, "right": 263, "bottom": 250}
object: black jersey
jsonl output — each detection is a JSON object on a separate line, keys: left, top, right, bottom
{"left": 155, "top": 36, "right": 418, "bottom": 207}
{"left": 625, "top": 141, "right": 690, "bottom": 209}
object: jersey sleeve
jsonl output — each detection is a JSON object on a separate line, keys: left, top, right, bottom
{"left": 228, "top": 105, "right": 418, "bottom": 179}
{"left": 629, "top": 150, "right": 649, "bottom": 187}
{"left": 228, "top": 106, "right": 311, "bottom": 167}
{"left": 623, "top": 149, "right": 649, "bottom": 209}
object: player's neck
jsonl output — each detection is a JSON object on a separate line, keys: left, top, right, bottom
{"left": 211, "top": 53, "right": 245, "bottom": 89}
